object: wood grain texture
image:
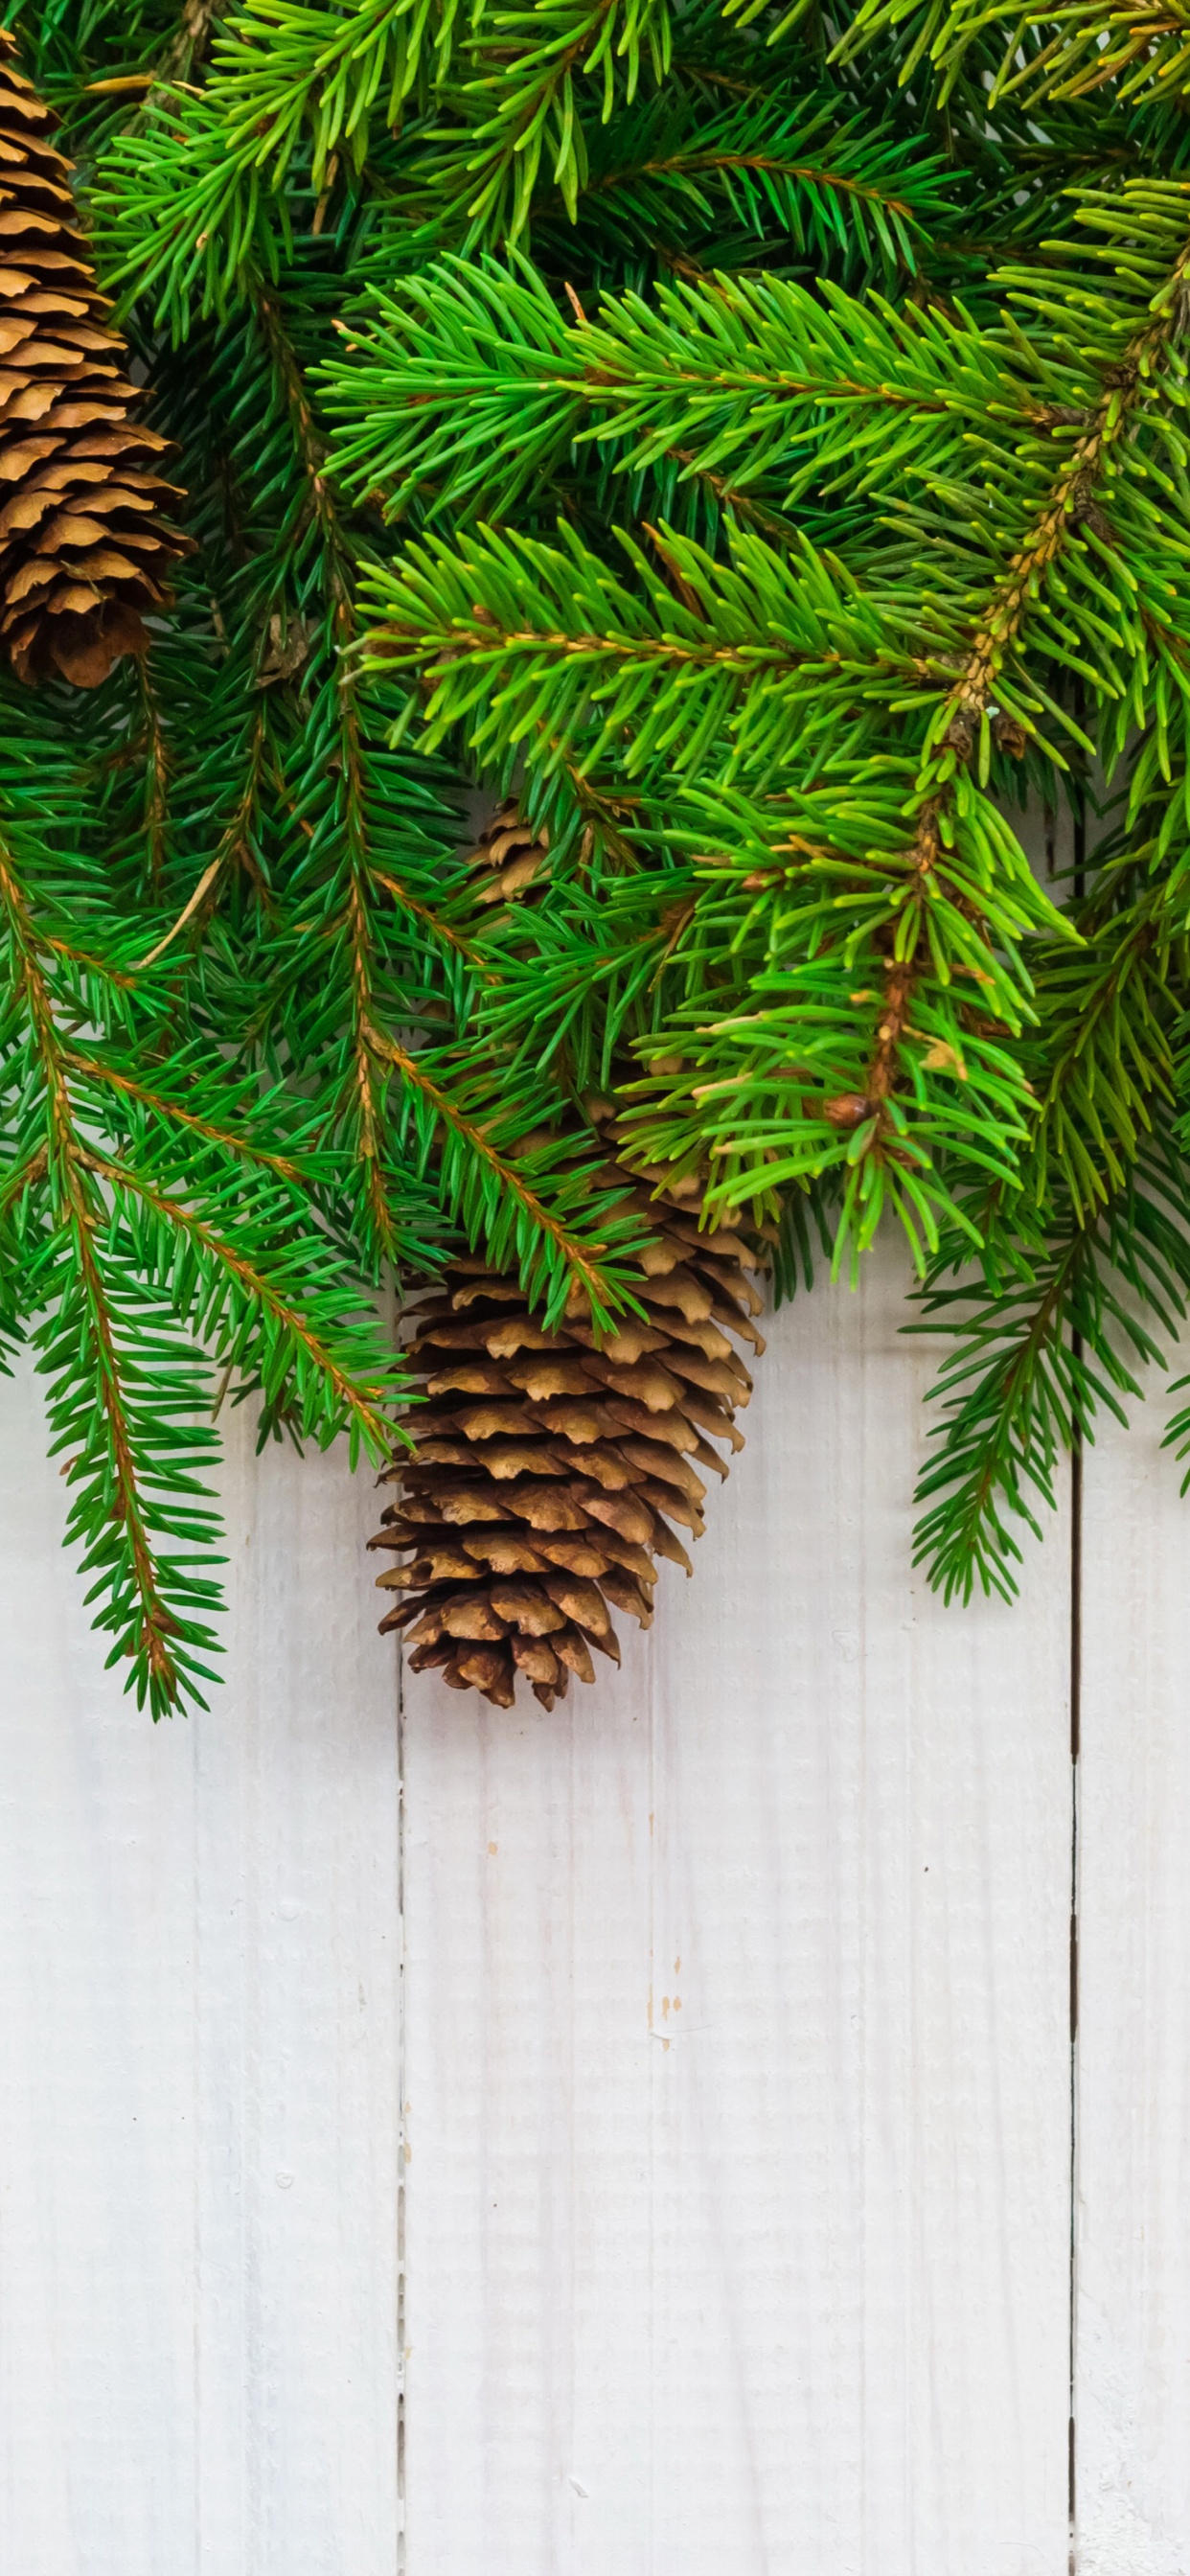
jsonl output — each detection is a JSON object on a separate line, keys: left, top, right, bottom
{"left": 1077, "top": 1399, "right": 1190, "bottom": 2576}
{"left": 0, "top": 1360, "right": 401, "bottom": 2576}
{"left": 401, "top": 1238, "right": 1073, "bottom": 2576}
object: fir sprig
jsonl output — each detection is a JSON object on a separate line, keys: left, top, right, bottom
{"left": 3, "top": 0, "right": 1190, "bottom": 1708}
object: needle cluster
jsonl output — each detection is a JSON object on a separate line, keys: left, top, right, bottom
{"left": 5, "top": 0, "right": 1190, "bottom": 1711}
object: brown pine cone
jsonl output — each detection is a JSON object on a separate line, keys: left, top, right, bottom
{"left": 460, "top": 796, "right": 549, "bottom": 907}
{"left": 0, "top": 29, "right": 191, "bottom": 688}
{"left": 370, "top": 1168, "right": 766, "bottom": 1709}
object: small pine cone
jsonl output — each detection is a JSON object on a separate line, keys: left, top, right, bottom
{"left": 370, "top": 1170, "right": 766, "bottom": 1710}
{"left": 0, "top": 29, "right": 191, "bottom": 688}
{"left": 991, "top": 711, "right": 1029, "bottom": 759}
{"left": 461, "top": 796, "right": 549, "bottom": 907}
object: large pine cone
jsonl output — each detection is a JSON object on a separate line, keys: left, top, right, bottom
{"left": 370, "top": 1168, "right": 766, "bottom": 1709}
{"left": 0, "top": 30, "right": 190, "bottom": 687}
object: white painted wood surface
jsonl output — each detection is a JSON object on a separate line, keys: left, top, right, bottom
{"left": 0, "top": 1361, "right": 402, "bottom": 2576}
{"left": 23, "top": 1228, "right": 1190, "bottom": 2574}
{"left": 1078, "top": 1400, "right": 1190, "bottom": 2575}
{"left": 401, "top": 1240, "right": 1073, "bottom": 2575}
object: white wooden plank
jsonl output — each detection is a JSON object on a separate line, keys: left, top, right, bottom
{"left": 1076, "top": 1396, "right": 1190, "bottom": 2574}
{"left": 401, "top": 1234, "right": 1073, "bottom": 2576}
{"left": 0, "top": 1360, "right": 401, "bottom": 2576}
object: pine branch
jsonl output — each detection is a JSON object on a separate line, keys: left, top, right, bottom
{"left": 359, "top": 515, "right": 920, "bottom": 782}
{"left": 0, "top": 826, "right": 221, "bottom": 1712}
{"left": 838, "top": 0, "right": 1190, "bottom": 111}
{"left": 436, "top": 0, "right": 674, "bottom": 245}
{"left": 255, "top": 285, "right": 409, "bottom": 1261}
{"left": 912, "top": 1133, "right": 1190, "bottom": 1600}
{"left": 93, "top": 83, "right": 291, "bottom": 338}
{"left": 323, "top": 253, "right": 1023, "bottom": 529}
{"left": 827, "top": 184, "right": 1190, "bottom": 1247}
{"left": 565, "top": 85, "right": 958, "bottom": 278}
{"left": 0, "top": 791, "right": 408, "bottom": 1710}
{"left": 212, "top": 0, "right": 463, "bottom": 186}
{"left": 366, "top": 1019, "right": 655, "bottom": 1326}
{"left": 84, "top": 1150, "right": 399, "bottom": 1458}
{"left": 911, "top": 839, "right": 1190, "bottom": 1596}
{"left": 21, "top": 0, "right": 1190, "bottom": 1683}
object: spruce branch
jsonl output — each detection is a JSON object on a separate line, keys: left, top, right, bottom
{"left": 838, "top": 0, "right": 1190, "bottom": 110}
{"left": 366, "top": 1017, "right": 654, "bottom": 1326}
{"left": 255, "top": 284, "right": 406, "bottom": 1259}
{"left": 919, "top": 193, "right": 1190, "bottom": 784}
{"left": 211, "top": 0, "right": 464, "bottom": 187}
{"left": 818, "top": 185, "right": 1190, "bottom": 1237}
{"left": 0, "top": 792, "right": 408, "bottom": 1712}
{"left": 910, "top": 847, "right": 1190, "bottom": 1595}
{"left": 82, "top": 1151, "right": 400, "bottom": 1460}
{"left": 16, "top": 0, "right": 1190, "bottom": 1688}
{"left": 438, "top": 0, "right": 674, "bottom": 245}
{"left": 323, "top": 254, "right": 1023, "bottom": 528}
{"left": 911, "top": 1134, "right": 1190, "bottom": 1600}
{"left": 570, "top": 90, "right": 954, "bottom": 277}
{"left": 0, "top": 827, "right": 221, "bottom": 1713}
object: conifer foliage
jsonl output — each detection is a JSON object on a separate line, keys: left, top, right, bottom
{"left": 3, "top": 0, "right": 1190, "bottom": 1711}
